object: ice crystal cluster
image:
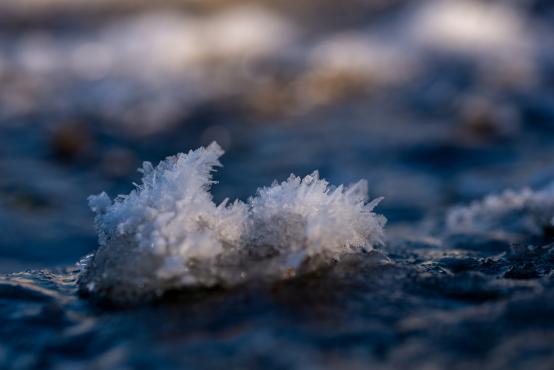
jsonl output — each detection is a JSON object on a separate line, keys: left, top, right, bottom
{"left": 447, "top": 183, "right": 554, "bottom": 237}
{"left": 80, "top": 143, "right": 386, "bottom": 303}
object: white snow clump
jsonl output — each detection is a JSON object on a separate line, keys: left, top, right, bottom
{"left": 80, "top": 142, "right": 386, "bottom": 303}
{"left": 447, "top": 183, "right": 554, "bottom": 237}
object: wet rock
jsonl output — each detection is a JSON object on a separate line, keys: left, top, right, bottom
{"left": 503, "top": 263, "right": 540, "bottom": 279}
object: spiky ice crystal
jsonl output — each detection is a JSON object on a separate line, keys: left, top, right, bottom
{"left": 80, "top": 142, "right": 386, "bottom": 303}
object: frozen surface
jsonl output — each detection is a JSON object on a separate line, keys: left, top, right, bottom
{"left": 2, "top": 232, "right": 553, "bottom": 370}
{"left": 81, "top": 143, "right": 385, "bottom": 303}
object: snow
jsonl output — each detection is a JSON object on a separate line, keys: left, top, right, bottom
{"left": 80, "top": 142, "right": 386, "bottom": 303}
{"left": 447, "top": 183, "right": 554, "bottom": 237}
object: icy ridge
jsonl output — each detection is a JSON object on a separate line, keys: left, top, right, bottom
{"left": 80, "top": 142, "right": 386, "bottom": 303}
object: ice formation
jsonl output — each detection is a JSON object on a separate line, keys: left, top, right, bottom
{"left": 80, "top": 142, "right": 386, "bottom": 303}
{"left": 446, "top": 183, "right": 554, "bottom": 237}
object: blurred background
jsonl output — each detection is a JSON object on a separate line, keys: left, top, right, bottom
{"left": 1, "top": 0, "right": 553, "bottom": 272}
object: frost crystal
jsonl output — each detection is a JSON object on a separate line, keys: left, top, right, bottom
{"left": 80, "top": 142, "right": 386, "bottom": 303}
{"left": 446, "top": 183, "right": 554, "bottom": 237}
